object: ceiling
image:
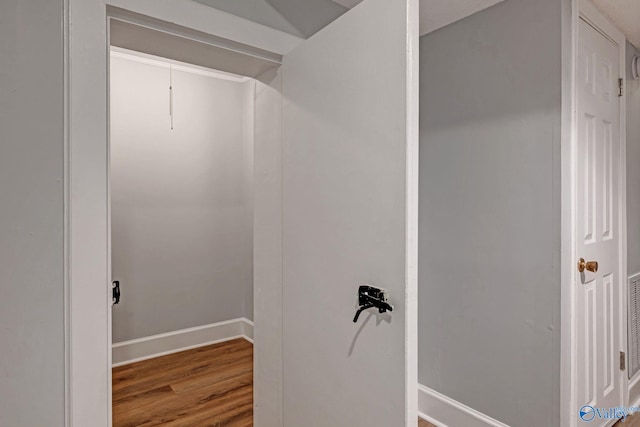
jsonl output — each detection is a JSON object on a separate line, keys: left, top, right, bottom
{"left": 193, "top": 0, "right": 348, "bottom": 38}
{"left": 336, "top": 0, "right": 506, "bottom": 35}
{"left": 592, "top": 0, "right": 640, "bottom": 48}
{"left": 417, "top": 0, "right": 504, "bottom": 35}
{"left": 194, "top": 0, "right": 505, "bottom": 38}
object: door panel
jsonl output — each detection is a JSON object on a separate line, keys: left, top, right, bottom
{"left": 576, "top": 17, "right": 622, "bottom": 422}
{"left": 281, "top": 0, "right": 418, "bottom": 425}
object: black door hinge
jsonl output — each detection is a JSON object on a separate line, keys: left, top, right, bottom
{"left": 112, "top": 280, "right": 121, "bottom": 305}
{"left": 619, "top": 78, "right": 624, "bottom": 97}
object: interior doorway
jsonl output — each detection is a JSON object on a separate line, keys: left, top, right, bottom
{"left": 574, "top": 10, "right": 625, "bottom": 418}
{"left": 108, "top": 47, "right": 258, "bottom": 424}
{"left": 566, "top": 1, "right": 628, "bottom": 425}
{"left": 69, "top": 1, "right": 420, "bottom": 425}
{"left": 105, "top": 8, "right": 288, "bottom": 423}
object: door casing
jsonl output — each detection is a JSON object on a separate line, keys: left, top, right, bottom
{"left": 561, "top": 1, "right": 628, "bottom": 426}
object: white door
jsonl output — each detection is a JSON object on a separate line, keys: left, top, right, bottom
{"left": 281, "top": 0, "right": 418, "bottom": 425}
{"left": 575, "top": 16, "right": 623, "bottom": 424}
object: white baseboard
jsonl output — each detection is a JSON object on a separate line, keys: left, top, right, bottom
{"left": 418, "top": 384, "right": 510, "bottom": 427}
{"left": 112, "top": 317, "right": 254, "bottom": 367}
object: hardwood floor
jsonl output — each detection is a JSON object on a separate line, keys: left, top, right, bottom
{"left": 113, "top": 337, "right": 437, "bottom": 427}
{"left": 112, "top": 338, "right": 253, "bottom": 426}
{"left": 616, "top": 413, "right": 640, "bottom": 426}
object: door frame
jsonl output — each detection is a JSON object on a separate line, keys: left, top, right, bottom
{"left": 64, "top": 1, "right": 302, "bottom": 425}
{"left": 561, "top": 1, "right": 627, "bottom": 425}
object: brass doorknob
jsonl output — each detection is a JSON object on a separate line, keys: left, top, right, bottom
{"left": 578, "top": 258, "right": 599, "bottom": 273}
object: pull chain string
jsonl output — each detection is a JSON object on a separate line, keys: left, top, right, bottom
{"left": 169, "top": 64, "right": 174, "bottom": 130}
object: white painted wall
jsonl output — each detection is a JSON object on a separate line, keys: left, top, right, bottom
{"left": 0, "top": 1, "right": 65, "bottom": 425}
{"left": 627, "top": 41, "right": 640, "bottom": 276}
{"left": 418, "top": 0, "right": 562, "bottom": 426}
{"left": 110, "top": 55, "right": 254, "bottom": 342}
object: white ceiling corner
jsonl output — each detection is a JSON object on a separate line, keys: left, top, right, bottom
{"left": 591, "top": 0, "right": 640, "bottom": 49}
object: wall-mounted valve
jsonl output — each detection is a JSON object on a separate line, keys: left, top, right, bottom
{"left": 353, "top": 285, "right": 393, "bottom": 323}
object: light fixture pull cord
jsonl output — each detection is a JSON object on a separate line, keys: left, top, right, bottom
{"left": 169, "top": 64, "right": 174, "bottom": 130}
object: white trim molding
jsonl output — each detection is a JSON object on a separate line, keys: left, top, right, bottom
{"left": 110, "top": 47, "right": 251, "bottom": 82}
{"left": 417, "top": 384, "right": 510, "bottom": 427}
{"left": 112, "top": 318, "right": 254, "bottom": 367}
{"left": 405, "top": 0, "right": 420, "bottom": 423}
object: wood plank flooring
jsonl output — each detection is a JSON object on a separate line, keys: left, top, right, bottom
{"left": 112, "top": 338, "right": 253, "bottom": 427}
{"left": 616, "top": 413, "right": 640, "bottom": 426}
{"left": 113, "top": 337, "right": 438, "bottom": 426}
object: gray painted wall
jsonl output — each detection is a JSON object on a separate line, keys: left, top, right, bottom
{"left": 0, "top": 0, "right": 65, "bottom": 425}
{"left": 627, "top": 42, "right": 640, "bottom": 276}
{"left": 110, "top": 56, "right": 254, "bottom": 343}
{"left": 418, "top": 0, "right": 562, "bottom": 426}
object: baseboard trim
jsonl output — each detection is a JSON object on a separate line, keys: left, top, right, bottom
{"left": 112, "top": 317, "right": 254, "bottom": 367}
{"left": 418, "top": 384, "right": 510, "bottom": 427}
